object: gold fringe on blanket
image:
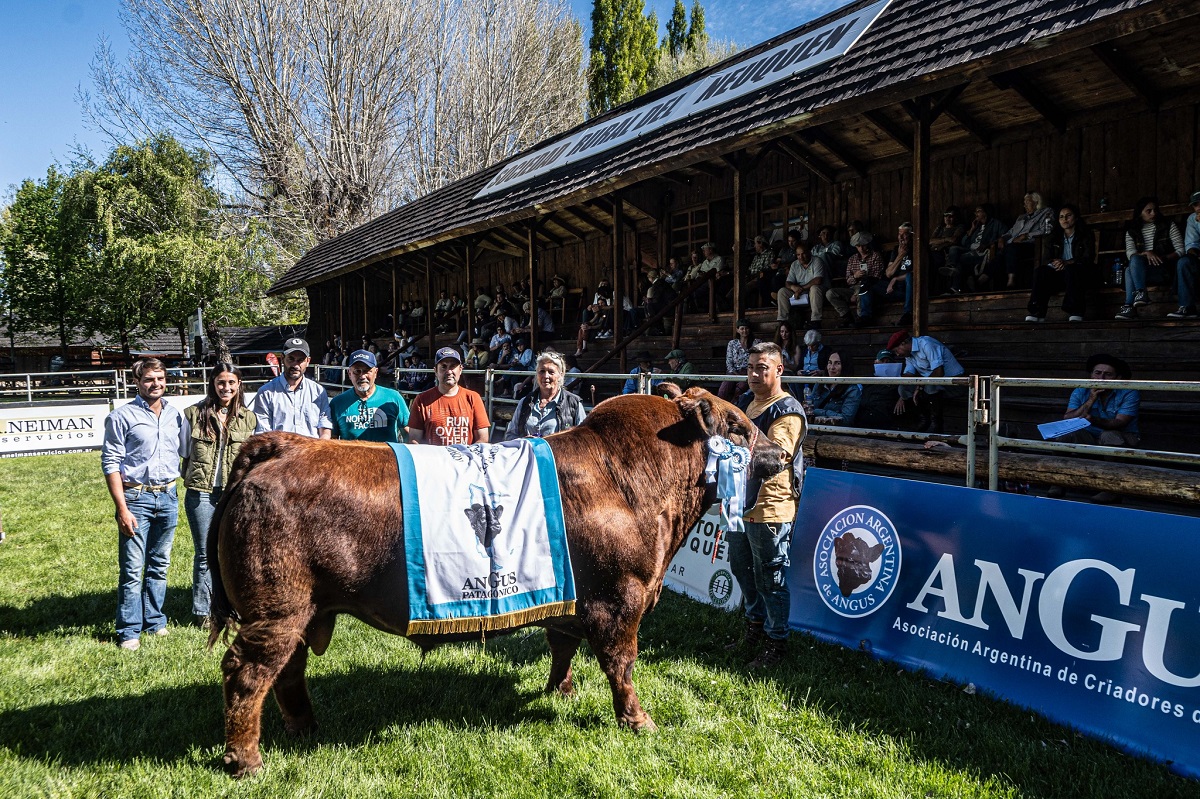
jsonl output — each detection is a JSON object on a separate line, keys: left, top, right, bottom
{"left": 405, "top": 600, "right": 576, "bottom": 636}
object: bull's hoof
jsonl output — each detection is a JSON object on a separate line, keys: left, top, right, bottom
{"left": 222, "top": 750, "right": 263, "bottom": 779}
{"left": 619, "top": 715, "right": 657, "bottom": 733}
{"left": 545, "top": 680, "right": 576, "bottom": 698}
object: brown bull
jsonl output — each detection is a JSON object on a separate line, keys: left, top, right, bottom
{"left": 207, "top": 386, "right": 788, "bottom": 777}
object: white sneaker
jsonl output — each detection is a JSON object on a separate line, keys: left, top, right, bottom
{"left": 1068, "top": 315, "right": 1084, "bottom": 322}
{"left": 119, "top": 638, "right": 141, "bottom": 651}
{"left": 1024, "top": 315, "right": 1045, "bottom": 323}
{"left": 1167, "top": 306, "right": 1198, "bottom": 319}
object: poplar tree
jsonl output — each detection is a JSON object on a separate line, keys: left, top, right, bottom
{"left": 587, "top": 0, "right": 660, "bottom": 116}
{"left": 686, "top": 0, "right": 707, "bottom": 52}
{"left": 665, "top": 0, "right": 688, "bottom": 58}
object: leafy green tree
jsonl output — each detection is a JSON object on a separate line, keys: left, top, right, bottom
{"left": 664, "top": 0, "right": 688, "bottom": 58}
{"left": 686, "top": 0, "right": 707, "bottom": 52}
{"left": 0, "top": 168, "right": 97, "bottom": 356}
{"left": 587, "top": 0, "right": 660, "bottom": 116}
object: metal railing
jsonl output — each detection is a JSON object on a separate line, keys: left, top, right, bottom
{"left": 985, "top": 375, "right": 1200, "bottom": 491}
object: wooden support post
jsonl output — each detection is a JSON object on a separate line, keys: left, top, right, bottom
{"left": 465, "top": 241, "right": 474, "bottom": 318}
{"left": 425, "top": 256, "right": 435, "bottom": 361}
{"left": 730, "top": 157, "right": 743, "bottom": 324}
{"left": 612, "top": 195, "right": 625, "bottom": 372}
{"left": 528, "top": 222, "right": 538, "bottom": 353}
{"left": 391, "top": 265, "right": 398, "bottom": 335}
{"left": 362, "top": 274, "right": 369, "bottom": 339}
{"left": 338, "top": 277, "right": 345, "bottom": 346}
{"left": 912, "top": 96, "right": 931, "bottom": 337}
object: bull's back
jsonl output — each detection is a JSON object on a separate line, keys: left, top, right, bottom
{"left": 219, "top": 434, "right": 409, "bottom": 627}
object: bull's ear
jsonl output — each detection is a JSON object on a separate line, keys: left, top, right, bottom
{"left": 674, "top": 387, "right": 720, "bottom": 437}
{"left": 656, "top": 381, "right": 683, "bottom": 399}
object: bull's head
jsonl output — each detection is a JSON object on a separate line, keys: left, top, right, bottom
{"left": 833, "top": 532, "right": 883, "bottom": 597}
{"left": 465, "top": 502, "right": 504, "bottom": 554}
{"left": 659, "top": 384, "right": 788, "bottom": 482}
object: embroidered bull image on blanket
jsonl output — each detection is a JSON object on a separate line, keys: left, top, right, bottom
{"left": 389, "top": 437, "right": 575, "bottom": 635}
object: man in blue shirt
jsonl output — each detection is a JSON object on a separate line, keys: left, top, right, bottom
{"left": 253, "top": 337, "right": 333, "bottom": 438}
{"left": 1167, "top": 190, "right": 1200, "bottom": 319}
{"left": 101, "top": 358, "right": 184, "bottom": 650}
{"left": 1049, "top": 353, "right": 1139, "bottom": 504}
{"left": 887, "top": 330, "right": 965, "bottom": 434}
{"left": 329, "top": 350, "right": 407, "bottom": 442}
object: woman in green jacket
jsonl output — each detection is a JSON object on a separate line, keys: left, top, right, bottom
{"left": 180, "top": 364, "right": 257, "bottom": 626}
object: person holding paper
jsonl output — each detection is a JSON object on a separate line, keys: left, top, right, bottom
{"left": 1047, "top": 354, "right": 1140, "bottom": 504}
{"left": 887, "top": 330, "right": 965, "bottom": 434}
{"left": 776, "top": 242, "right": 826, "bottom": 328}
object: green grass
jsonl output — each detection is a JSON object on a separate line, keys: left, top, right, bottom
{"left": 0, "top": 452, "right": 1195, "bottom": 798}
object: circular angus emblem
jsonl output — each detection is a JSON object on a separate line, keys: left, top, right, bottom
{"left": 813, "top": 505, "right": 901, "bottom": 618}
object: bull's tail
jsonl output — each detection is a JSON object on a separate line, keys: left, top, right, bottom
{"left": 206, "top": 433, "right": 290, "bottom": 650}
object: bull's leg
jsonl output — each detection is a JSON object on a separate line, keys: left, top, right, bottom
{"left": 544, "top": 628, "right": 582, "bottom": 697}
{"left": 273, "top": 641, "right": 316, "bottom": 736}
{"left": 220, "top": 622, "right": 306, "bottom": 778}
{"left": 589, "top": 611, "right": 656, "bottom": 732}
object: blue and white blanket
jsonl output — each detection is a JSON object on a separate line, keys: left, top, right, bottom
{"left": 389, "top": 438, "right": 575, "bottom": 635}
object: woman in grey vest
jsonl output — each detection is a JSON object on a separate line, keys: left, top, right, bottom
{"left": 506, "top": 351, "right": 587, "bottom": 439}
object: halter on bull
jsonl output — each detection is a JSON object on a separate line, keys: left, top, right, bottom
{"left": 207, "top": 386, "right": 790, "bottom": 777}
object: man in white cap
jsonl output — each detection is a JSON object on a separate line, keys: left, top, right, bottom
{"left": 329, "top": 349, "right": 408, "bottom": 442}
{"left": 406, "top": 346, "right": 491, "bottom": 445}
{"left": 253, "top": 337, "right": 332, "bottom": 438}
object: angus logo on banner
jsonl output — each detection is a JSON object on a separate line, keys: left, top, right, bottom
{"left": 813, "top": 504, "right": 902, "bottom": 618}
{"left": 474, "top": 0, "right": 892, "bottom": 199}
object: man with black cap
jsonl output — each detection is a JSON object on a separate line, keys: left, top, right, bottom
{"left": 406, "top": 346, "right": 491, "bottom": 445}
{"left": 253, "top": 337, "right": 332, "bottom": 438}
{"left": 329, "top": 349, "right": 407, "bottom": 442}
{"left": 622, "top": 350, "right": 660, "bottom": 394}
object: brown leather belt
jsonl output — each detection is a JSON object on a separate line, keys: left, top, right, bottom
{"left": 123, "top": 482, "right": 174, "bottom": 493}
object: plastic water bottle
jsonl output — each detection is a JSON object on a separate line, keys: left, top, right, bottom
{"left": 1111, "top": 256, "right": 1125, "bottom": 288}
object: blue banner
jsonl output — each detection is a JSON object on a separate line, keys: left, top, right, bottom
{"left": 789, "top": 469, "right": 1200, "bottom": 778}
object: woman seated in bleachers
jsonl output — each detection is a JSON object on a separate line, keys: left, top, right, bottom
{"left": 1116, "top": 196, "right": 1187, "bottom": 320}
{"left": 1024, "top": 204, "right": 1094, "bottom": 323}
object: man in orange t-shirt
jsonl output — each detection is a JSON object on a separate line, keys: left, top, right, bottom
{"left": 406, "top": 346, "right": 491, "bottom": 445}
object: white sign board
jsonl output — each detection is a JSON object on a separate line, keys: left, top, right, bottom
{"left": 0, "top": 403, "right": 111, "bottom": 457}
{"left": 475, "top": 0, "right": 890, "bottom": 198}
{"left": 663, "top": 507, "right": 743, "bottom": 612}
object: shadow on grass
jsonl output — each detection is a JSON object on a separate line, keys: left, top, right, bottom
{"left": 0, "top": 587, "right": 197, "bottom": 638}
{"left": 633, "top": 592, "right": 1196, "bottom": 798}
{"left": 0, "top": 659, "right": 557, "bottom": 770}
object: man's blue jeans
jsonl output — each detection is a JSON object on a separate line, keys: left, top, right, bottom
{"left": 116, "top": 486, "right": 178, "bottom": 642}
{"left": 727, "top": 520, "right": 793, "bottom": 640}
{"left": 183, "top": 487, "right": 221, "bottom": 618}
{"left": 1177, "top": 255, "right": 1198, "bottom": 309}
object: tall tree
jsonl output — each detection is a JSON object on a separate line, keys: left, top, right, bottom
{"left": 84, "top": 0, "right": 584, "bottom": 251}
{"left": 686, "top": 0, "right": 707, "bottom": 53}
{"left": 0, "top": 168, "right": 96, "bottom": 356}
{"left": 664, "top": 0, "right": 688, "bottom": 58}
{"left": 587, "top": 0, "right": 660, "bottom": 116}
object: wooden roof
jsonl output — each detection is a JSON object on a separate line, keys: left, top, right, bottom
{"left": 270, "top": 0, "right": 1200, "bottom": 295}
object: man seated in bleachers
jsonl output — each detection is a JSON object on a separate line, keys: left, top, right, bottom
{"left": 1046, "top": 353, "right": 1139, "bottom": 504}
{"left": 825, "top": 233, "right": 883, "bottom": 327}
{"left": 945, "top": 204, "right": 1005, "bottom": 293}
{"left": 997, "top": 191, "right": 1054, "bottom": 289}
{"left": 1171, "top": 190, "right": 1200, "bottom": 319}
{"left": 929, "top": 208, "right": 965, "bottom": 284}
{"left": 887, "top": 329, "right": 965, "bottom": 434}
{"left": 776, "top": 242, "right": 826, "bottom": 329}
{"left": 811, "top": 225, "right": 847, "bottom": 276}
{"left": 745, "top": 236, "right": 776, "bottom": 308}
{"left": 884, "top": 223, "right": 914, "bottom": 326}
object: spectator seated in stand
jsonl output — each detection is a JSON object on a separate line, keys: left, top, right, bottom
{"left": 464, "top": 338, "right": 490, "bottom": 370}
{"left": 1171, "top": 190, "right": 1200, "bottom": 319}
{"left": 575, "top": 280, "right": 613, "bottom": 354}
{"left": 887, "top": 329, "right": 966, "bottom": 434}
{"left": 799, "top": 329, "right": 825, "bottom": 378}
{"left": 928, "top": 207, "right": 965, "bottom": 289}
{"left": 488, "top": 326, "right": 512, "bottom": 361}
{"left": 433, "top": 290, "right": 454, "bottom": 328}
{"left": 945, "top": 204, "right": 1005, "bottom": 293}
{"left": 515, "top": 300, "right": 555, "bottom": 340}
{"left": 622, "top": 350, "right": 661, "bottom": 394}
{"left": 883, "top": 223, "right": 915, "bottom": 327}
{"left": 774, "top": 320, "right": 803, "bottom": 374}
{"left": 719, "top": 319, "right": 761, "bottom": 401}
{"left": 810, "top": 225, "right": 847, "bottom": 283}
{"left": 776, "top": 242, "right": 826, "bottom": 329}
{"left": 808, "top": 350, "right": 861, "bottom": 426}
{"left": 687, "top": 242, "right": 729, "bottom": 311}
{"left": 856, "top": 349, "right": 919, "bottom": 431}
{"left": 1024, "top": 203, "right": 1094, "bottom": 323}
{"left": 504, "top": 337, "right": 537, "bottom": 398}
{"left": 997, "top": 191, "right": 1055, "bottom": 289}
{"left": 1046, "top": 353, "right": 1139, "bottom": 505}
{"left": 825, "top": 233, "right": 884, "bottom": 327}
{"left": 473, "top": 289, "right": 493, "bottom": 314}
{"left": 744, "top": 236, "right": 777, "bottom": 308}
{"left": 1116, "top": 195, "right": 1189, "bottom": 321}
{"left": 664, "top": 348, "right": 695, "bottom": 390}
{"left": 563, "top": 354, "right": 583, "bottom": 394}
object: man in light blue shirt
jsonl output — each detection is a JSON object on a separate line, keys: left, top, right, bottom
{"left": 887, "top": 330, "right": 965, "bottom": 434}
{"left": 253, "top": 337, "right": 333, "bottom": 438}
{"left": 101, "top": 357, "right": 184, "bottom": 650}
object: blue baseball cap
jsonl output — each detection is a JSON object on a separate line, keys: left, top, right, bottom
{"left": 435, "top": 346, "right": 463, "bottom": 365}
{"left": 348, "top": 349, "right": 376, "bottom": 368}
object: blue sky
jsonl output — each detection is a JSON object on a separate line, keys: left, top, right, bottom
{"left": 0, "top": 0, "right": 840, "bottom": 199}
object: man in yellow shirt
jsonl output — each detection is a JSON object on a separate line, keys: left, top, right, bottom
{"left": 729, "top": 342, "right": 806, "bottom": 668}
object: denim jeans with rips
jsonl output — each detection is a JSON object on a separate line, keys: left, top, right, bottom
{"left": 116, "top": 486, "right": 178, "bottom": 642}
{"left": 727, "top": 520, "right": 794, "bottom": 640}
